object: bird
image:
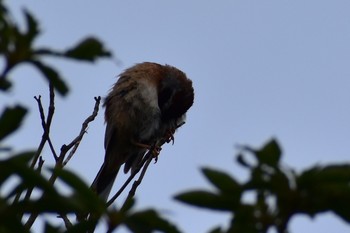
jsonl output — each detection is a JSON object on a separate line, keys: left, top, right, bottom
{"left": 91, "top": 62, "right": 194, "bottom": 201}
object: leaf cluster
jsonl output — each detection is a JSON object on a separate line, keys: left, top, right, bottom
{"left": 0, "top": 1, "right": 111, "bottom": 95}
{"left": 0, "top": 153, "right": 180, "bottom": 233}
{"left": 175, "top": 139, "right": 350, "bottom": 233}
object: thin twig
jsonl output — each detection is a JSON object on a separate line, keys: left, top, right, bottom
{"left": 57, "top": 214, "right": 73, "bottom": 229}
{"left": 106, "top": 147, "right": 155, "bottom": 207}
{"left": 13, "top": 96, "right": 47, "bottom": 206}
{"left": 14, "top": 156, "right": 45, "bottom": 216}
{"left": 62, "top": 96, "right": 101, "bottom": 166}
{"left": 127, "top": 152, "right": 153, "bottom": 198}
{"left": 45, "top": 83, "right": 58, "bottom": 160}
{"left": 13, "top": 89, "right": 56, "bottom": 205}
{"left": 106, "top": 123, "right": 186, "bottom": 207}
{"left": 22, "top": 157, "right": 45, "bottom": 201}
{"left": 32, "top": 83, "right": 58, "bottom": 164}
{"left": 32, "top": 95, "right": 53, "bottom": 164}
{"left": 24, "top": 97, "right": 101, "bottom": 230}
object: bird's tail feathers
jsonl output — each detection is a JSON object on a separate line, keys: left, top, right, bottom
{"left": 91, "top": 161, "right": 120, "bottom": 202}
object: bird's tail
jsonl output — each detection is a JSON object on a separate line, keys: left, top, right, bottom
{"left": 91, "top": 161, "right": 120, "bottom": 202}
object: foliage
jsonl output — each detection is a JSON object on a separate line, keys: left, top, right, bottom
{"left": 175, "top": 139, "right": 350, "bottom": 233}
{"left": 0, "top": 1, "right": 111, "bottom": 95}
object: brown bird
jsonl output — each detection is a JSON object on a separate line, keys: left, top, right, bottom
{"left": 91, "top": 62, "right": 194, "bottom": 201}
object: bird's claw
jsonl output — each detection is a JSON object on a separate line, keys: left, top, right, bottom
{"left": 164, "top": 129, "right": 176, "bottom": 145}
{"left": 152, "top": 146, "right": 162, "bottom": 163}
{"left": 132, "top": 140, "right": 162, "bottom": 163}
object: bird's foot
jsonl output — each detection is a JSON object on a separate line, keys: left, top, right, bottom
{"left": 132, "top": 141, "right": 162, "bottom": 162}
{"left": 164, "top": 128, "right": 176, "bottom": 145}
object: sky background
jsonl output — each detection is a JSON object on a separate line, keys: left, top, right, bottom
{"left": 3, "top": 1, "right": 350, "bottom": 232}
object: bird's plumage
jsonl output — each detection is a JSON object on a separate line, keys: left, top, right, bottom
{"left": 91, "top": 62, "right": 194, "bottom": 201}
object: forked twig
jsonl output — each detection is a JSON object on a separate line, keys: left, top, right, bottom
{"left": 13, "top": 85, "right": 56, "bottom": 205}
{"left": 32, "top": 83, "right": 58, "bottom": 165}
{"left": 127, "top": 153, "right": 153, "bottom": 198}
{"left": 62, "top": 96, "right": 101, "bottom": 166}
{"left": 106, "top": 145, "right": 156, "bottom": 207}
{"left": 24, "top": 96, "right": 101, "bottom": 230}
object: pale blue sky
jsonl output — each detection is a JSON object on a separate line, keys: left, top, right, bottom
{"left": 4, "top": 1, "right": 350, "bottom": 232}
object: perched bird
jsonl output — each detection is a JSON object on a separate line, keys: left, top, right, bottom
{"left": 91, "top": 62, "right": 194, "bottom": 201}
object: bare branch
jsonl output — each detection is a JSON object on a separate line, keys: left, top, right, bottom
{"left": 32, "top": 83, "right": 58, "bottom": 165}
{"left": 25, "top": 96, "right": 101, "bottom": 229}
{"left": 62, "top": 96, "right": 101, "bottom": 166}
{"left": 106, "top": 144, "right": 156, "bottom": 207}
{"left": 127, "top": 152, "right": 153, "bottom": 198}
{"left": 106, "top": 123, "right": 186, "bottom": 207}
{"left": 14, "top": 89, "right": 57, "bottom": 206}
{"left": 58, "top": 214, "right": 73, "bottom": 229}
{"left": 13, "top": 156, "right": 45, "bottom": 208}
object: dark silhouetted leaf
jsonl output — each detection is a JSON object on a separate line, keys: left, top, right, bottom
{"left": 65, "top": 218, "right": 98, "bottom": 233}
{"left": 52, "top": 168, "right": 105, "bottom": 214}
{"left": 298, "top": 165, "right": 350, "bottom": 189}
{"left": 43, "top": 223, "right": 60, "bottom": 233}
{"left": 30, "top": 60, "right": 68, "bottom": 95}
{"left": 13, "top": 195, "right": 80, "bottom": 214}
{"left": 0, "top": 200, "right": 30, "bottom": 233}
{"left": 254, "top": 138, "right": 281, "bottom": 166}
{"left": 120, "top": 197, "right": 135, "bottom": 214}
{"left": 236, "top": 153, "right": 252, "bottom": 168}
{"left": 0, "top": 78, "right": 12, "bottom": 91}
{"left": 208, "top": 226, "right": 224, "bottom": 233}
{"left": 64, "top": 37, "right": 111, "bottom": 62}
{"left": 269, "top": 169, "right": 292, "bottom": 193}
{"left": 174, "top": 190, "right": 238, "bottom": 211}
{"left": 228, "top": 205, "right": 258, "bottom": 233}
{"left": 125, "top": 209, "right": 181, "bottom": 233}
{"left": 0, "top": 105, "right": 27, "bottom": 140}
{"left": 333, "top": 201, "right": 350, "bottom": 223}
{"left": 0, "top": 151, "right": 57, "bottom": 195}
{"left": 202, "top": 167, "right": 242, "bottom": 195}
{"left": 23, "top": 9, "right": 40, "bottom": 44}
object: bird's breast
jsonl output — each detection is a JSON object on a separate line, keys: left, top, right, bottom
{"left": 127, "top": 80, "right": 161, "bottom": 142}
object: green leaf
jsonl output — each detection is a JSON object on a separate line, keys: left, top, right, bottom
{"left": 317, "top": 165, "right": 350, "bottom": 183}
{"left": 29, "top": 60, "right": 69, "bottom": 95}
{"left": 236, "top": 153, "right": 252, "bottom": 168}
{"left": 23, "top": 9, "right": 40, "bottom": 44}
{"left": 0, "top": 197, "right": 30, "bottom": 233}
{"left": 295, "top": 164, "right": 350, "bottom": 217}
{"left": 332, "top": 199, "right": 350, "bottom": 223}
{"left": 228, "top": 205, "right": 258, "bottom": 233}
{"left": 125, "top": 209, "right": 181, "bottom": 233}
{"left": 52, "top": 168, "right": 105, "bottom": 214}
{"left": 207, "top": 226, "right": 224, "bottom": 233}
{"left": 298, "top": 165, "right": 350, "bottom": 189}
{"left": 43, "top": 223, "right": 60, "bottom": 233}
{"left": 0, "top": 151, "right": 57, "bottom": 196}
{"left": 64, "top": 37, "right": 111, "bottom": 62}
{"left": 65, "top": 219, "right": 98, "bottom": 233}
{"left": 120, "top": 197, "right": 135, "bottom": 214}
{"left": 0, "top": 151, "right": 34, "bottom": 186}
{"left": 254, "top": 138, "right": 282, "bottom": 166}
{"left": 269, "top": 169, "right": 292, "bottom": 193}
{"left": 202, "top": 167, "right": 242, "bottom": 195}
{"left": 0, "top": 105, "right": 27, "bottom": 140}
{"left": 13, "top": 195, "right": 80, "bottom": 214}
{"left": 0, "top": 78, "right": 12, "bottom": 91}
{"left": 174, "top": 190, "right": 239, "bottom": 211}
